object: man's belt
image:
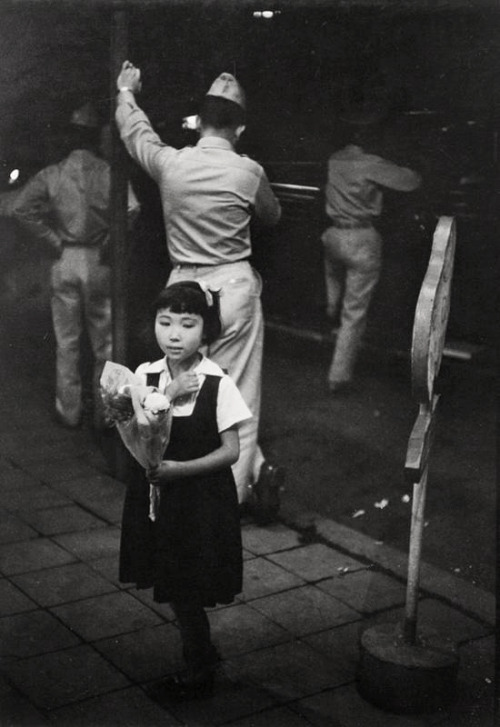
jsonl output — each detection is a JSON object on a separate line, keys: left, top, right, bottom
{"left": 329, "top": 219, "right": 373, "bottom": 230}
{"left": 174, "top": 257, "right": 251, "bottom": 268}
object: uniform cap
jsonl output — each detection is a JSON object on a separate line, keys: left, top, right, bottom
{"left": 70, "top": 102, "right": 99, "bottom": 128}
{"left": 206, "top": 73, "right": 246, "bottom": 110}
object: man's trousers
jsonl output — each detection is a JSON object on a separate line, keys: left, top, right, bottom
{"left": 51, "top": 247, "right": 112, "bottom": 428}
{"left": 168, "top": 260, "right": 264, "bottom": 503}
{"left": 321, "top": 226, "right": 382, "bottom": 385}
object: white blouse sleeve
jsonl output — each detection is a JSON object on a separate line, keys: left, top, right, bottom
{"left": 217, "top": 375, "right": 252, "bottom": 433}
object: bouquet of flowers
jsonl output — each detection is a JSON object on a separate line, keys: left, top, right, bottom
{"left": 100, "top": 361, "right": 172, "bottom": 520}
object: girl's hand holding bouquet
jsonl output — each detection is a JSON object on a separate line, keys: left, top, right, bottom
{"left": 100, "top": 361, "right": 172, "bottom": 520}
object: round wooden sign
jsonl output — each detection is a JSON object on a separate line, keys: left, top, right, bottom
{"left": 411, "top": 217, "right": 456, "bottom": 404}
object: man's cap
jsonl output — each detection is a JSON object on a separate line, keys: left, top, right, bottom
{"left": 206, "top": 73, "right": 246, "bottom": 110}
{"left": 70, "top": 102, "right": 99, "bottom": 129}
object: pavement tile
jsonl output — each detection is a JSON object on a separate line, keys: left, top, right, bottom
{"left": 241, "top": 523, "right": 301, "bottom": 554}
{"left": 4, "top": 644, "right": 130, "bottom": 710}
{"left": 164, "top": 672, "right": 279, "bottom": 725}
{"left": 52, "top": 526, "right": 121, "bottom": 561}
{"left": 94, "top": 623, "right": 181, "bottom": 682}
{"left": 249, "top": 585, "right": 360, "bottom": 637}
{"left": 21, "top": 440, "right": 85, "bottom": 464}
{"left": 0, "top": 578, "right": 38, "bottom": 616}
{"left": 0, "top": 538, "right": 76, "bottom": 575}
{"left": 16, "top": 504, "right": 107, "bottom": 536}
{"left": 46, "top": 685, "right": 180, "bottom": 726}
{"left": 426, "top": 635, "right": 495, "bottom": 726}
{"left": 25, "top": 458, "right": 100, "bottom": 485}
{"left": 0, "top": 675, "right": 50, "bottom": 727}
{"left": 366, "top": 598, "right": 490, "bottom": 645}
{"left": 0, "top": 510, "right": 38, "bottom": 544}
{"left": 55, "top": 478, "right": 124, "bottom": 524}
{"left": 0, "top": 465, "right": 40, "bottom": 491}
{"left": 316, "top": 569, "right": 407, "bottom": 614}
{"left": 291, "top": 684, "right": 430, "bottom": 726}
{"left": 302, "top": 621, "right": 363, "bottom": 683}
{"left": 11, "top": 562, "right": 118, "bottom": 607}
{"left": 224, "top": 640, "right": 349, "bottom": 702}
{"left": 50, "top": 591, "right": 162, "bottom": 641}
{"left": 267, "top": 543, "right": 367, "bottom": 581}
{"left": 242, "top": 547, "right": 257, "bottom": 561}
{"left": 87, "top": 554, "right": 128, "bottom": 589}
{"left": 0, "top": 610, "right": 80, "bottom": 661}
{"left": 209, "top": 602, "right": 291, "bottom": 658}
{"left": 127, "top": 586, "right": 176, "bottom": 618}
{"left": 225, "top": 705, "right": 313, "bottom": 726}
{"left": 0, "top": 484, "right": 71, "bottom": 512}
{"left": 237, "top": 557, "right": 305, "bottom": 601}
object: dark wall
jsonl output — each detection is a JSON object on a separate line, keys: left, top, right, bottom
{"left": 0, "top": 4, "right": 498, "bottom": 355}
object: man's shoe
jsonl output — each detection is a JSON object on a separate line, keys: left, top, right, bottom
{"left": 327, "top": 381, "right": 352, "bottom": 396}
{"left": 252, "top": 462, "right": 285, "bottom": 525}
{"left": 53, "top": 410, "right": 81, "bottom": 429}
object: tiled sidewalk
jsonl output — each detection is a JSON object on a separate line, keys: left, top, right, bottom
{"left": 0, "top": 388, "right": 495, "bottom": 726}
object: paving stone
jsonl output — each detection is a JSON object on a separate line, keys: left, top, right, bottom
{"left": 237, "top": 557, "right": 305, "bottom": 601}
{"left": 0, "top": 538, "right": 76, "bottom": 575}
{"left": 0, "top": 578, "right": 38, "bottom": 616}
{"left": 12, "top": 562, "right": 118, "bottom": 607}
{"left": 53, "top": 526, "right": 121, "bottom": 561}
{"left": 4, "top": 644, "right": 130, "bottom": 710}
{"left": 302, "top": 621, "right": 363, "bottom": 683}
{"left": 226, "top": 705, "right": 313, "bottom": 727}
{"left": 86, "top": 554, "right": 128, "bottom": 589}
{"left": 164, "top": 672, "right": 279, "bottom": 726}
{"left": 250, "top": 585, "right": 360, "bottom": 636}
{"left": 0, "top": 674, "right": 50, "bottom": 726}
{"left": 46, "top": 685, "right": 179, "bottom": 726}
{"left": 50, "top": 591, "right": 162, "bottom": 641}
{"left": 0, "top": 610, "right": 80, "bottom": 661}
{"left": 209, "top": 602, "right": 291, "bottom": 657}
{"left": 0, "top": 485, "right": 71, "bottom": 512}
{"left": 22, "top": 440, "right": 85, "bottom": 464}
{"left": 0, "top": 510, "right": 38, "bottom": 544}
{"left": 224, "top": 640, "right": 349, "bottom": 702}
{"left": 26, "top": 459, "right": 99, "bottom": 486}
{"left": 57, "top": 478, "right": 124, "bottom": 523}
{"left": 94, "top": 623, "right": 181, "bottom": 682}
{"left": 291, "top": 684, "right": 428, "bottom": 726}
{"left": 426, "top": 635, "right": 495, "bottom": 726}
{"left": 316, "top": 569, "right": 407, "bottom": 613}
{"left": 241, "top": 523, "right": 301, "bottom": 554}
{"left": 242, "top": 547, "right": 257, "bottom": 561}
{"left": 366, "top": 598, "right": 490, "bottom": 645}
{"left": 17, "top": 504, "right": 107, "bottom": 536}
{"left": 127, "top": 586, "right": 175, "bottom": 619}
{"left": 267, "top": 543, "right": 367, "bottom": 581}
{"left": 0, "top": 466, "right": 40, "bottom": 491}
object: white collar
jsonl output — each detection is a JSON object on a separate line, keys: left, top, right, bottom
{"left": 141, "top": 355, "right": 224, "bottom": 378}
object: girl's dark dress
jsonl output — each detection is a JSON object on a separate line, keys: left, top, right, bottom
{"left": 119, "top": 373, "right": 243, "bottom": 606}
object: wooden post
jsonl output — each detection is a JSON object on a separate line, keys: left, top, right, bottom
{"left": 109, "top": 8, "right": 129, "bottom": 365}
{"left": 109, "top": 9, "right": 130, "bottom": 480}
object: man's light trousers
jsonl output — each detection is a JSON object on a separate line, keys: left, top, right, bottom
{"left": 51, "top": 247, "right": 112, "bottom": 428}
{"left": 322, "top": 226, "right": 382, "bottom": 385}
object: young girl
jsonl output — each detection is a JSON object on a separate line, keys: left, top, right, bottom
{"left": 119, "top": 281, "right": 251, "bottom": 701}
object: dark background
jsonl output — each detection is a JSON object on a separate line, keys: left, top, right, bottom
{"left": 1, "top": 2, "right": 499, "bottom": 367}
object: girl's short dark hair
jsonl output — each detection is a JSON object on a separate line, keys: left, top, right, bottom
{"left": 153, "top": 281, "right": 222, "bottom": 345}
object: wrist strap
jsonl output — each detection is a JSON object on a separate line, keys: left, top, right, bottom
{"left": 119, "top": 86, "right": 133, "bottom": 93}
